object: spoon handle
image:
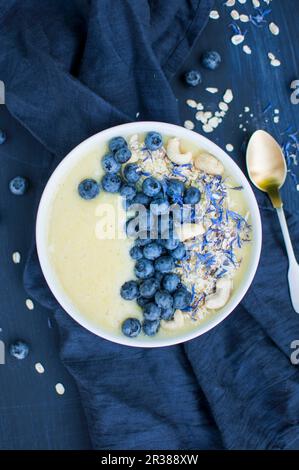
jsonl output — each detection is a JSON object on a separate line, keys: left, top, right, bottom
{"left": 276, "top": 207, "right": 299, "bottom": 313}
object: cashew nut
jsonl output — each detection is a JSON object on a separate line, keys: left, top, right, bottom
{"left": 176, "top": 222, "right": 205, "bottom": 242}
{"left": 161, "top": 310, "right": 185, "bottom": 330}
{"left": 194, "top": 152, "right": 224, "bottom": 176}
{"left": 167, "top": 138, "right": 193, "bottom": 165}
{"left": 205, "top": 277, "right": 232, "bottom": 310}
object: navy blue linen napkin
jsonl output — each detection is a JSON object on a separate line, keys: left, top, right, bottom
{"left": 1, "top": 0, "right": 299, "bottom": 450}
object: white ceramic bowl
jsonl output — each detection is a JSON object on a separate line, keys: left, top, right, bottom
{"left": 36, "top": 122, "right": 262, "bottom": 347}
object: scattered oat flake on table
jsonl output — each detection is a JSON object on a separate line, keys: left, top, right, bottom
{"left": 226, "top": 144, "right": 234, "bottom": 152}
{"left": 231, "top": 10, "right": 240, "bottom": 20}
{"left": 219, "top": 102, "right": 229, "bottom": 112}
{"left": 12, "top": 252, "right": 21, "bottom": 264}
{"left": 209, "top": 10, "right": 220, "bottom": 20}
{"left": 244, "top": 106, "right": 250, "bottom": 112}
{"left": 271, "top": 59, "right": 281, "bottom": 67}
{"left": 208, "top": 117, "right": 220, "bottom": 129}
{"left": 186, "top": 99, "right": 197, "bottom": 108}
{"left": 197, "top": 102, "right": 204, "bottom": 110}
{"left": 225, "top": 0, "right": 235, "bottom": 6}
{"left": 274, "top": 109, "right": 280, "bottom": 114}
{"left": 206, "top": 87, "right": 218, "bottom": 94}
{"left": 269, "top": 22, "right": 279, "bottom": 35}
{"left": 268, "top": 52, "right": 275, "bottom": 60}
{"left": 238, "top": 0, "right": 247, "bottom": 3}
{"left": 202, "top": 124, "right": 214, "bottom": 133}
{"left": 240, "top": 14, "right": 249, "bottom": 22}
{"left": 25, "top": 299, "right": 34, "bottom": 310}
{"left": 243, "top": 45, "right": 252, "bottom": 55}
{"left": 223, "top": 89, "right": 233, "bottom": 104}
{"left": 252, "top": 0, "right": 260, "bottom": 7}
{"left": 55, "top": 383, "right": 65, "bottom": 395}
{"left": 35, "top": 363, "right": 45, "bottom": 374}
{"left": 231, "top": 34, "right": 245, "bottom": 46}
{"left": 184, "top": 120, "right": 195, "bottom": 130}
{"left": 274, "top": 116, "right": 280, "bottom": 124}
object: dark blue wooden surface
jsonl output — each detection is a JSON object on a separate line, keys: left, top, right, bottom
{"left": 0, "top": 0, "right": 298, "bottom": 449}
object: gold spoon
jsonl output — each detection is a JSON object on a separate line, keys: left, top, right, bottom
{"left": 246, "top": 129, "right": 299, "bottom": 313}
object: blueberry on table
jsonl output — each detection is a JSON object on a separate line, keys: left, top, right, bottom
{"left": 143, "top": 319, "right": 160, "bottom": 336}
{"left": 143, "top": 303, "right": 161, "bottom": 321}
{"left": 184, "top": 186, "right": 201, "bottom": 204}
{"left": 114, "top": 147, "right": 132, "bottom": 164}
{"left": 9, "top": 176, "right": 29, "bottom": 196}
{"left": 161, "top": 307, "right": 175, "bottom": 321}
{"left": 162, "top": 273, "right": 180, "bottom": 293}
{"left": 109, "top": 136, "right": 127, "bottom": 153}
{"left": 134, "top": 258, "right": 155, "bottom": 279}
{"left": 173, "top": 287, "right": 192, "bottom": 309}
{"left": 171, "top": 242, "right": 186, "bottom": 260}
{"left": 101, "top": 154, "right": 121, "bottom": 173}
{"left": 142, "top": 177, "right": 161, "bottom": 198}
{"left": 121, "top": 318, "right": 141, "bottom": 338}
{"left": 124, "top": 163, "right": 141, "bottom": 183}
{"left": 155, "top": 290, "right": 173, "bottom": 309}
{"left": 120, "top": 280, "right": 139, "bottom": 300}
{"left": 9, "top": 340, "right": 29, "bottom": 360}
{"left": 0, "top": 129, "right": 7, "bottom": 144}
{"left": 139, "top": 278, "right": 160, "bottom": 299}
{"left": 101, "top": 173, "right": 121, "bottom": 193}
{"left": 145, "top": 132, "right": 163, "bottom": 151}
{"left": 201, "top": 51, "right": 221, "bottom": 70}
{"left": 129, "top": 245, "right": 143, "bottom": 260}
{"left": 154, "top": 255, "right": 175, "bottom": 273}
{"left": 166, "top": 179, "right": 185, "bottom": 200}
{"left": 143, "top": 242, "right": 163, "bottom": 260}
{"left": 184, "top": 70, "right": 202, "bottom": 87}
{"left": 120, "top": 183, "right": 136, "bottom": 200}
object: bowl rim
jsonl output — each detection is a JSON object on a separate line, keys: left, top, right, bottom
{"left": 36, "top": 121, "right": 262, "bottom": 348}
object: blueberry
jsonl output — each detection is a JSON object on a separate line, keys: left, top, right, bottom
{"left": 184, "top": 70, "right": 202, "bottom": 87}
{"left": 102, "top": 154, "right": 121, "bottom": 173}
{"left": 201, "top": 51, "right": 221, "bottom": 70}
{"left": 9, "top": 340, "right": 29, "bottom": 360}
{"left": 145, "top": 132, "right": 163, "bottom": 151}
{"left": 173, "top": 287, "right": 192, "bottom": 309}
{"left": 150, "top": 195, "right": 170, "bottom": 216}
{"left": 0, "top": 129, "right": 7, "bottom": 144}
{"left": 161, "top": 307, "right": 175, "bottom": 321}
{"left": 121, "top": 318, "right": 141, "bottom": 338}
{"left": 161, "top": 234, "right": 180, "bottom": 251}
{"left": 120, "top": 280, "right": 139, "bottom": 300}
{"left": 166, "top": 179, "right": 185, "bottom": 201}
{"left": 171, "top": 242, "right": 186, "bottom": 260}
{"left": 130, "top": 192, "right": 151, "bottom": 207}
{"left": 154, "top": 255, "right": 175, "bottom": 273}
{"left": 162, "top": 273, "right": 180, "bottom": 293}
{"left": 9, "top": 176, "right": 29, "bottom": 196}
{"left": 102, "top": 173, "right": 122, "bottom": 193}
{"left": 120, "top": 184, "right": 136, "bottom": 200}
{"left": 155, "top": 290, "right": 173, "bottom": 309}
{"left": 143, "top": 242, "right": 163, "bottom": 260}
{"left": 129, "top": 245, "right": 143, "bottom": 260}
{"left": 137, "top": 296, "right": 150, "bottom": 308}
{"left": 139, "top": 278, "right": 160, "bottom": 299}
{"left": 124, "top": 163, "right": 141, "bottom": 183}
{"left": 143, "top": 303, "right": 161, "bottom": 321}
{"left": 184, "top": 186, "right": 201, "bottom": 204}
{"left": 115, "top": 147, "right": 132, "bottom": 164}
{"left": 143, "top": 319, "right": 160, "bottom": 336}
{"left": 109, "top": 136, "right": 127, "bottom": 153}
{"left": 134, "top": 258, "right": 155, "bottom": 279}
{"left": 142, "top": 177, "right": 161, "bottom": 198}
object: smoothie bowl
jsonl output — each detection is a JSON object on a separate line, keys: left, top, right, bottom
{"left": 36, "top": 122, "right": 262, "bottom": 347}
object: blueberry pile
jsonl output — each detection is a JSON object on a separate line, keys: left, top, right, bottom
{"left": 78, "top": 131, "right": 198, "bottom": 338}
